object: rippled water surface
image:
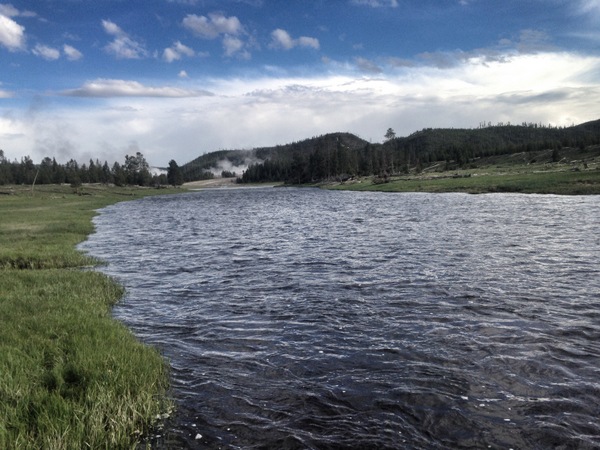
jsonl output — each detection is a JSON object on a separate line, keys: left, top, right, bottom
{"left": 80, "top": 188, "right": 600, "bottom": 449}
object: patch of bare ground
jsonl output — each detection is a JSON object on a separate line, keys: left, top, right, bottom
{"left": 183, "top": 178, "right": 238, "bottom": 189}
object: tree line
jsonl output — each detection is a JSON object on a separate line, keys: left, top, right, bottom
{"left": 238, "top": 120, "right": 600, "bottom": 184}
{"left": 0, "top": 150, "right": 185, "bottom": 187}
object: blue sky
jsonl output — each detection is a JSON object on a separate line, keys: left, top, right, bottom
{"left": 1, "top": 0, "right": 599, "bottom": 166}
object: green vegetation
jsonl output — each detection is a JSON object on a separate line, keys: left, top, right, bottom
{"left": 325, "top": 147, "right": 600, "bottom": 195}
{"left": 181, "top": 132, "right": 367, "bottom": 183}
{"left": 0, "top": 184, "right": 178, "bottom": 449}
{"left": 327, "top": 168, "right": 600, "bottom": 195}
{"left": 0, "top": 150, "right": 183, "bottom": 188}
{"left": 181, "top": 119, "right": 599, "bottom": 187}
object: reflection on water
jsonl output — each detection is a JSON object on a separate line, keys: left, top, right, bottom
{"left": 80, "top": 189, "right": 600, "bottom": 449}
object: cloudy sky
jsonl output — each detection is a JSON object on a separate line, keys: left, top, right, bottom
{"left": 1, "top": 0, "right": 599, "bottom": 167}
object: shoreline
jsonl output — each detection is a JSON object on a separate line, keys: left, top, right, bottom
{"left": 183, "top": 178, "right": 280, "bottom": 190}
{"left": 0, "top": 184, "right": 180, "bottom": 449}
{"left": 322, "top": 169, "right": 600, "bottom": 195}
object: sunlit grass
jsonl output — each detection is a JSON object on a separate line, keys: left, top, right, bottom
{"left": 0, "top": 184, "right": 180, "bottom": 449}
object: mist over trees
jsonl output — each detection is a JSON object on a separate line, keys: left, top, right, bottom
{"left": 236, "top": 119, "right": 600, "bottom": 184}
{"left": 2, "top": 119, "right": 599, "bottom": 187}
{"left": 0, "top": 150, "right": 182, "bottom": 187}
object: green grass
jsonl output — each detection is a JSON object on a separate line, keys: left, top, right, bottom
{"left": 0, "top": 184, "right": 181, "bottom": 449}
{"left": 326, "top": 148, "right": 600, "bottom": 195}
{"left": 330, "top": 169, "right": 600, "bottom": 195}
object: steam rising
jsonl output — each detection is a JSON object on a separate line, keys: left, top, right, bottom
{"left": 210, "top": 155, "right": 263, "bottom": 177}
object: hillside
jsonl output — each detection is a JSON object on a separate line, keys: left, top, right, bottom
{"left": 179, "top": 132, "right": 368, "bottom": 182}
{"left": 387, "top": 119, "right": 600, "bottom": 165}
{"left": 180, "top": 119, "right": 600, "bottom": 184}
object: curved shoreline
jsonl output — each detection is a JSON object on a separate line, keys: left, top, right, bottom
{"left": 0, "top": 184, "right": 179, "bottom": 449}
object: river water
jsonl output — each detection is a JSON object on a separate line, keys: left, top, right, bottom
{"left": 80, "top": 188, "right": 600, "bottom": 449}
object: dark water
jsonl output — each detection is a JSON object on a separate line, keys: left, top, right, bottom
{"left": 80, "top": 188, "right": 600, "bottom": 449}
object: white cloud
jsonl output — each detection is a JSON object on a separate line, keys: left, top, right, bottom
{"left": 351, "top": 0, "right": 398, "bottom": 7}
{"left": 182, "top": 13, "right": 243, "bottom": 39}
{"left": 0, "top": 4, "right": 18, "bottom": 17}
{"left": 63, "top": 44, "right": 83, "bottom": 61}
{"left": 0, "top": 13, "right": 25, "bottom": 51}
{"left": 183, "top": 13, "right": 249, "bottom": 58}
{"left": 223, "top": 35, "right": 248, "bottom": 58}
{"left": 102, "top": 19, "right": 121, "bottom": 36}
{"left": 2, "top": 50, "right": 599, "bottom": 168}
{"left": 163, "top": 47, "right": 179, "bottom": 63}
{"left": 297, "top": 36, "right": 320, "bottom": 50}
{"left": 576, "top": 0, "right": 600, "bottom": 16}
{"left": 32, "top": 43, "right": 60, "bottom": 60}
{"left": 163, "top": 41, "right": 195, "bottom": 62}
{"left": 178, "top": 70, "right": 189, "bottom": 78}
{"left": 102, "top": 19, "right": 147, "bottom": 59}
{"left": 61, "top": 79, "right": 213, "bottom": 98}
{"left": 0, "top": 4, "right": 36, "bottom": 18}
{"left": 270, "top": 28, "right": 293, "bottom": 50}
{"left": 270, "top": 29, "right": 320, "bottom": 50}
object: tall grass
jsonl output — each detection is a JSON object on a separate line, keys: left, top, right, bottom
{"left": 0, "top": 185, "right": 178, "bottom": 449}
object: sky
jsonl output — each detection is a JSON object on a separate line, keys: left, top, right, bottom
{"left": 1, "top": 0, "right": 599, "bottom": 167}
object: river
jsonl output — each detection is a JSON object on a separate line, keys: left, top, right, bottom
{"left": 80, "top": 188, "right": 600, "bottom": 449}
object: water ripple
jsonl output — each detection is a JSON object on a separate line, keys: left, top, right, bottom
{"left": 80, "top": 189, "right": 600, "bottom": 449}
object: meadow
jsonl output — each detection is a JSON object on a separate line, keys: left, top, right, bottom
{"left": 326, "top": 147, "right": 600, "bottom": 194}
{"left": 1, "top": 153, "right": 597, "bottom": 448}
{"left": 0, "top": 184, "right": 179, "bottom": 449}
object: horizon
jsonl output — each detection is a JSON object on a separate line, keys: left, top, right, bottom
{"left": 1, "top": 0, "right": 599, "bottom": 166}
{"left": 1, "top": 116, "right": 597, "bottom": 168}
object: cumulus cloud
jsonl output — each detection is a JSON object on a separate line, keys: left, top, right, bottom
{"left": 61, "top": 79, "right": 214, "bottom": 98}
{"left": 269, "top": 29, "right": 320, "bottom": 50}
{"left": 182, "top": 13, "right": 249, "bottom": 58}
{"left": 0, "top": 13, "right": 25, "bottom": 51}
{"left": 3, "top": 49, "right": 599, "bottom": 167}
{"left": 270, "top": 28, "right": 293, "bottom": 50}
{"left": 0, "top": 4, "right": 36, "bottom": 18}
{"left": 182, "top": 13, "right": 243, "bottom": 39}
{"left": 28, "top": 42, "right": 83, "bottom": 61}
{"left": 163, "top": 41, "right": 195, "bottom": 62}
{"left": 32, "top": 43, "right": 60, "bottom": 60}
{"left": 223, "top": 35, "right": 249, "bottom": 58}
{"left": 298, "top": 36, "right": 320, "bottom": 50}
{"left": 63, "top": 44, "right": 83, "bottom": 61}
{"left": 102, "top": 19, "right": 147, "bottom": 59}
{"left": 351, "top": 0, "right": 398, "bottom": 7}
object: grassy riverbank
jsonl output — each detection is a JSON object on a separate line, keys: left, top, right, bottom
{"left": 0, "top": 184, "right": 180, "bottom": 449}
{"left": 325, "top": 146, "right": 600, "bottom": 194}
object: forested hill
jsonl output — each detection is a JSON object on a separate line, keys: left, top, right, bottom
{"left": 181, "top": 119, "right": 600, "bottom": 184}
{"left": 179, "top": 132, "right": 368, "bottom": 181}
{"left": 394, "top": 119, "right": 600, "bottom": 164}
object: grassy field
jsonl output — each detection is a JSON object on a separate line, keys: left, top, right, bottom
{"left": 0, "top": 184, "right": 181, "bottom": 449}
{"left": 326, "top": 146, "right": 600, "bottom": 195}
